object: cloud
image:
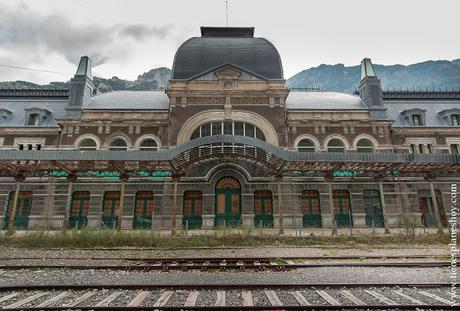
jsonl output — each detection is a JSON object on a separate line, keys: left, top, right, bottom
{"left": 0, "top": 3, "right": 173, "bottom": 67}
{"left": 119, "top": 24, "right": 172, "bottom": 41}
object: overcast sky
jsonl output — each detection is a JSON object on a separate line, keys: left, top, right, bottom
{"left": 1, "top": 0, "right": 459, "bottom": 84}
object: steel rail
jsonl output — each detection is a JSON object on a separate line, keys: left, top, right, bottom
{"left": 0, "top": 261, "right": 450, "bottom": 271}
{"left": 0, "top": 283, "right": 450, "bottom": 292}
{"left": 0, "top": 254, "right": 449, "bottom": 261}
{"left": 3, "top": 305, "right": 457, "bottom": 311}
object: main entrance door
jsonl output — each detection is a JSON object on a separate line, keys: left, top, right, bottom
{"left": 214, "top": 177, "right": 241, "bottom": 227}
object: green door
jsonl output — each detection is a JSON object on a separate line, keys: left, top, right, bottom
{"left": 254, "top": 190, "right": 273, "bottom": 228}
{"left": 102, "top": 191, "right": 120, "bottom": 228}
{"left": 214, "top": 177, "right": 241, "bottom": 227}
{"left": 69, "top": 191, "right": 90, "bottom": 229}
{"left": 133, "top": 191, "right": 154, "bottom": 229}
{"left": 183, "top": 191, "right": 202, "bottom": 229}
{"left": 363, "top": 190, "right": 384, "bottom": 228}
{"left": 333, "top": 190, "right": 353, "bottom": 228}
{"left": 3, "top": 191, "right": 33, "bottom": 229}
{"left": 301, "top": 190, "right": 322, "bottom": 227}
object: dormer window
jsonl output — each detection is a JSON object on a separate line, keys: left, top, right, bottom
{"left": 24, "top": 108, "right": 50, "bottom": 127}
{"left": 27, "top": 113, "right": 40, "bottom": 126}
{"left": 451, "top": 114, "right": 460, "bottom": 126}
{"left": 0, "top": 108, "right": 12, "bottom": 122}
{"left": 401, "top": 109, "right": 426, "bottom": 127}
{"left": 438, "top": 109, "right": 460, "bottom": 127}
{"left": 412, "top": 114, "right": 423, "bottom": 126}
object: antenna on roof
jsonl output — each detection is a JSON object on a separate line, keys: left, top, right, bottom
{"left": 226, "top": 1, "right": 229, "bottom": 27}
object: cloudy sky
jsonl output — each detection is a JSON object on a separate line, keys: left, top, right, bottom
{"left": 1, "top": 0, "right": 459, "bottom": 84}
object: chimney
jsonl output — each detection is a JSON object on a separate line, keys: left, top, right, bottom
{"left": 358, "top": 58, "right": 387, "bottom": 119}
{"left": 67, "top": 56, "right": 94, "bottom": 110}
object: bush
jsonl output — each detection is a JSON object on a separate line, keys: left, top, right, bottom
{"left": 401, "top": 214, "right": 417, "bottom": 238}
{"left": 0, "top": 227, "right": 450, "bottom": 249}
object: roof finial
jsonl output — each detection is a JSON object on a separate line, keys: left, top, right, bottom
{"left": 226, "top": 1, "right": 229, "bottom": 27}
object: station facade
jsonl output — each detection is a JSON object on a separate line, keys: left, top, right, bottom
{"left": 0, "top": 27, "right": 459, "bottom": 232}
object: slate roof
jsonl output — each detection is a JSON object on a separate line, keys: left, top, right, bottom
{"left": 171, "top": 37, "right": 283, "bottom": 80}
{"left": 0, "top": 99, "right": 79, "bottom": 128}
{"left": 84, "top": 91, "right": 170, "bottom": 110}
{"left": 286, "top": 91, "right": 367, "bottom": 110}
{"left": 383, "top": 100, "right": 460, "bottom": 127}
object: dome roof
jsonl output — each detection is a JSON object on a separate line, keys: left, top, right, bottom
{"left": 171, "top": 27, "right": 283, "bottom": 80}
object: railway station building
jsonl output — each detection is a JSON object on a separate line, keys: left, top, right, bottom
{"left": 0, "top": 27, "right": 459, "bottom": 233}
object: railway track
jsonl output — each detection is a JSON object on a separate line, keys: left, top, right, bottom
{"left": 0, "top": 283, "right": 454, "bottom": 310}
{"left": 0, "top": 255, "right": 450, "bottom": 271}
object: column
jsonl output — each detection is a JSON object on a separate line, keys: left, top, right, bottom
{"left": 328, "top": 181, "right": 338, "bottom": 236}
{"left": 277, "top": 176, "right": 284, "bottom": 235}
{"left": 378, "top": 180, "right": 390, "bottom": 234}
{"left": 171, "top": 176, "right": 179, "bottom": 235}
{"left": 117, "top": 175, "right": 127, "bottom": 231}
{"left": 64, "top": 181, "right": 73, "bottom": 230}
{"left": 429, "top": 181, "right": 442, "bottom": 226}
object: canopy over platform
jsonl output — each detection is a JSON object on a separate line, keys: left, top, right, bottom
{"left": 0, "top": 135, "right": 458, "bottom": 179}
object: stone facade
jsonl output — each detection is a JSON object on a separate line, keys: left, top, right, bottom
{"left": 0, "top": 27, "right": 458, "bottom": 230}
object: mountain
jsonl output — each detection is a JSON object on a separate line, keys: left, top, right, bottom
{"left": 286, "top": 59, "right": 460, "bottom": 93}
{"left": 93, "top": 67, "right": 171, "bottom": 93}
{"left": 0, "top": 67, "right": 172, "bottom": 93}
{"left": 1, "top": 59, "right": 459, "bottom": 93}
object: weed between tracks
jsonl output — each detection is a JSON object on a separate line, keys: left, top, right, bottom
{"left": 0, "top": 228, "right": 449, "bottom": 249}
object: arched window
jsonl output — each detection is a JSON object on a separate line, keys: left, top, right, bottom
{"left": 27, "top": 113, "right": 40, "bottom": 126}
{"left": 191, "top": 121, "right": 265, "bottom": 141}
{"left": 356, "top": 139, "right": 374, "bottom": 153}
{"left": 298, "top": 139, "right": 315, "bottom": 152}
{"left": 139, "top": 139, "right": 158, "bottom": 151}
{"left": 327, "top": 139, "right": 346, "bottom": 153}
{"left": 78, "top": 138, "right": 97, "bottom": 151}
{"left": 109, "top": 138, "right": 127, "bottom": 151}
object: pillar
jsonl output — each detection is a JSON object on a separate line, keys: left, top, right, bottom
{"left": 378, "top": 180, "right": 390, "bottom": 234}
{"left": 64, "top": 181, "right": 73, "bottom": 230}
{"left": 277, "top": 176, "right": 284, "bottom": 235}
{"left": 171, "top": 177, "right": 179, "bottom": 235}
{"left": 8, "top": 180, "right": 21, "bottom": 228}
{"left": 429, "top": 181, "right": 442, "bottom": 226}
{"left": 328, "top": 182, "right": 337, "bottom": 236}
{"left": 117, "top": 176, "right": 127, "bottom": 231}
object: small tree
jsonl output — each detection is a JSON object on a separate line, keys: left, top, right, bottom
{"left": 401, "top": 214, "right": 417, "bottom": 238}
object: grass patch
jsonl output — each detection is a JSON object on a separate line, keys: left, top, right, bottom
{"left": 0, "top": 228, "right": 450, "bottom": 249}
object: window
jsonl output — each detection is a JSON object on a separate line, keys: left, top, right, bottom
{"left": 109, "top": 138, "right": 127, "bottom": 151}
{"left": 78, "top": 138, "right": 97, "bottom": 151}
{"left": 301, "top": 190, "right": 322, "bottom": 228}
{"left": 139, "top": 139, "right": 158, "bottom": 151}
{"left": 450, "top": 144, "right": 460, "bottom": 154}
{"left": 356, "top": 139, "right": 374, "bottom": 153}
{"left": 410, "top": 143, "right": 433, "bottom": 154}
{"left": 69, "top": 191, "right": 90, "bottom": 228}
{"left": 27, "top": 114, "right": 40, "bottom": 126}
{"left": 297, "top": 138, "right": 315, "bottom": 152}
{"left": 327, "top": 139, "right": 346, "bottom": 153}
{"left": 134, "top": 191, "right": 154, "bottom": 218}
{"left": 412, "top": 114, "right": 423, "bottom": 126}
{"left": 333, "top": 190, "right": 352, "bottom": 227}
{"left": 6, "top": 191, "right": 33, "bottom": 229}
{"left": 417, "top": 189, "right": 447, "bottom": 227}
{"left": 191, "top": 121, "right": 265, "bottom": 141}
{"left": 452, "top": 115, "right": 460, "bottom": 126}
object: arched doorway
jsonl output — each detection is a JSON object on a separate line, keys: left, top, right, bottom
{"left": 215, "top": 177, "right": 242, "bottom": 227}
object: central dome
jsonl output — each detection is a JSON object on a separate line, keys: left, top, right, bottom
{"left": 171, "top": 27, "right": 284, "bottom": 80}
